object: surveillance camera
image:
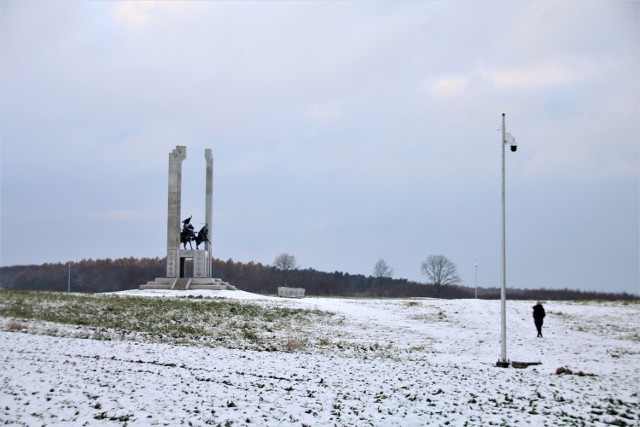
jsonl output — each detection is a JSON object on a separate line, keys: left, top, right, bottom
{"left": 505, "top": 132, "right": 517, "bottom": 152}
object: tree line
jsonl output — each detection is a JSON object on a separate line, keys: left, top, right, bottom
{"left": 0, "top": 256, "right": 636, "bottom": 301}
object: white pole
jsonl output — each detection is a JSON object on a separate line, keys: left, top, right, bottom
{"left": 500, "top": 113, "right": 508, "bottom": 365}
{"left": 475, "top": 260, "right": 478, "bottom": 299}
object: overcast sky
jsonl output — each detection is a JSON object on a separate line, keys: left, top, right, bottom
{"left": 1, "top": 1, "right": 638, "bottom": 294}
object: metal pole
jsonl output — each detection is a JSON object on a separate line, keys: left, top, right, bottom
{"left": 475, "top": 260, "right": 478, "bottom": 299}
{"left": 500, "top": 113, "right": 508, "bottom": 365}
{"left": 67, "top": 264, "right": 71, "bottom": 292}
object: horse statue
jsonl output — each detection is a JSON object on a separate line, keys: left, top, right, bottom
{"left": 180, "top": 216, "right": 196, "bottom": 249}
{"left": 195, "top": 225, "right": 210, "bottom": 249}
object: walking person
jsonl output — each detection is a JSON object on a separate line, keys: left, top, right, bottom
{"left": 532, "top": 301, "right": 546, "bottom": 338}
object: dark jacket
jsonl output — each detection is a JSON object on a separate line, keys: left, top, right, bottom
{"left": 532, "top": 304, "right": 545, "bottom": 321}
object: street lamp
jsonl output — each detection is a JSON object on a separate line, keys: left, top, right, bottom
{"left": 498, "top": 113, "right": 517, "bottom": 368}
{"left": 475, "top": 260, "right": 478, "bottom": 299}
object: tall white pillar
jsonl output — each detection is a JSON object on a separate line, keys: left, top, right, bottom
{"left": 166, "top": 146, "right": 187, "bottom": 278}
{"left": 205, "top": 149, "right": 213, "bottom": 277}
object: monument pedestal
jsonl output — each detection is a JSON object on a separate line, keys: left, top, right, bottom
{"left": 140, "top": 277, "right": 236, "bottom": 291}
{"left": 141, "top": 249, "right": 235, "bottom": 290}
{"left": 178, "top": 249, "right": 210, "bottom": 278}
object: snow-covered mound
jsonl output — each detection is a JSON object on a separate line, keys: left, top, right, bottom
{"left": 1, "top": 290, "right": 638, "bottom": 426}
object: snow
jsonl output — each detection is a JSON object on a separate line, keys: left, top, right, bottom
{"left": 1, "top": 290, "right": 639, "bottom": 426}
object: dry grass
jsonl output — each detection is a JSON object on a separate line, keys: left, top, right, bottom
{"left": 8, "top": 321, "right": 27, "bottom": 331}
{"left": 283, "top": 334, "right": 308, "bottom": 352}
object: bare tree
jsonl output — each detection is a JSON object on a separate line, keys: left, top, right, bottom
{"left": 273, "top": 253, "right": 297, "bottom": 286}
{"left": 420, "top": 255, "right": 460, "bottom": 298}
{"left": 373, "top": 258, "right": 393, "bottom": 278}
{"left": 373, "top": 258, "right": 393, "bottom": 297}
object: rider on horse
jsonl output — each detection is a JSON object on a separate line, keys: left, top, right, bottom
{"left": 180, "top": 216, "right": 196, "bottom": 249}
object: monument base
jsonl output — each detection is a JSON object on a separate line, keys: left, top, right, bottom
{"left": 140, "top": 277, "right": 236, "bottom": 291}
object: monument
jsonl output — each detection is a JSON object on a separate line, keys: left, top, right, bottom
{"left": 140, "top": 146, "right": 235, "bottom": 290}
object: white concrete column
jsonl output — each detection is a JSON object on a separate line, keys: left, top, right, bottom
{"left": 205, "top": 149, "right": 213, "bottom": 277}
{"left": 166, "top": 146, "right": 187, "bottom": 277}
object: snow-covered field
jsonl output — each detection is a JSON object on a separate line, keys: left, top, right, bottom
{"left": 1, "top": 290, "right": 639, "bottom": 426}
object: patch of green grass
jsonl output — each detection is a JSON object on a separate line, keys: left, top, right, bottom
{"left": 0, "top": 291, "right": 334, "bottom": 350}
{"left": 403, "top": 301, "right": 421, "bottom": 308}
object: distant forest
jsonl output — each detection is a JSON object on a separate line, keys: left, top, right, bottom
{"left": 0, "top": 257, "right": 637, "bottom": 301}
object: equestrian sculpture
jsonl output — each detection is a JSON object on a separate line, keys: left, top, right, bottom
{"left": 180, "top": 216, "right": 210, "bottom": 250}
